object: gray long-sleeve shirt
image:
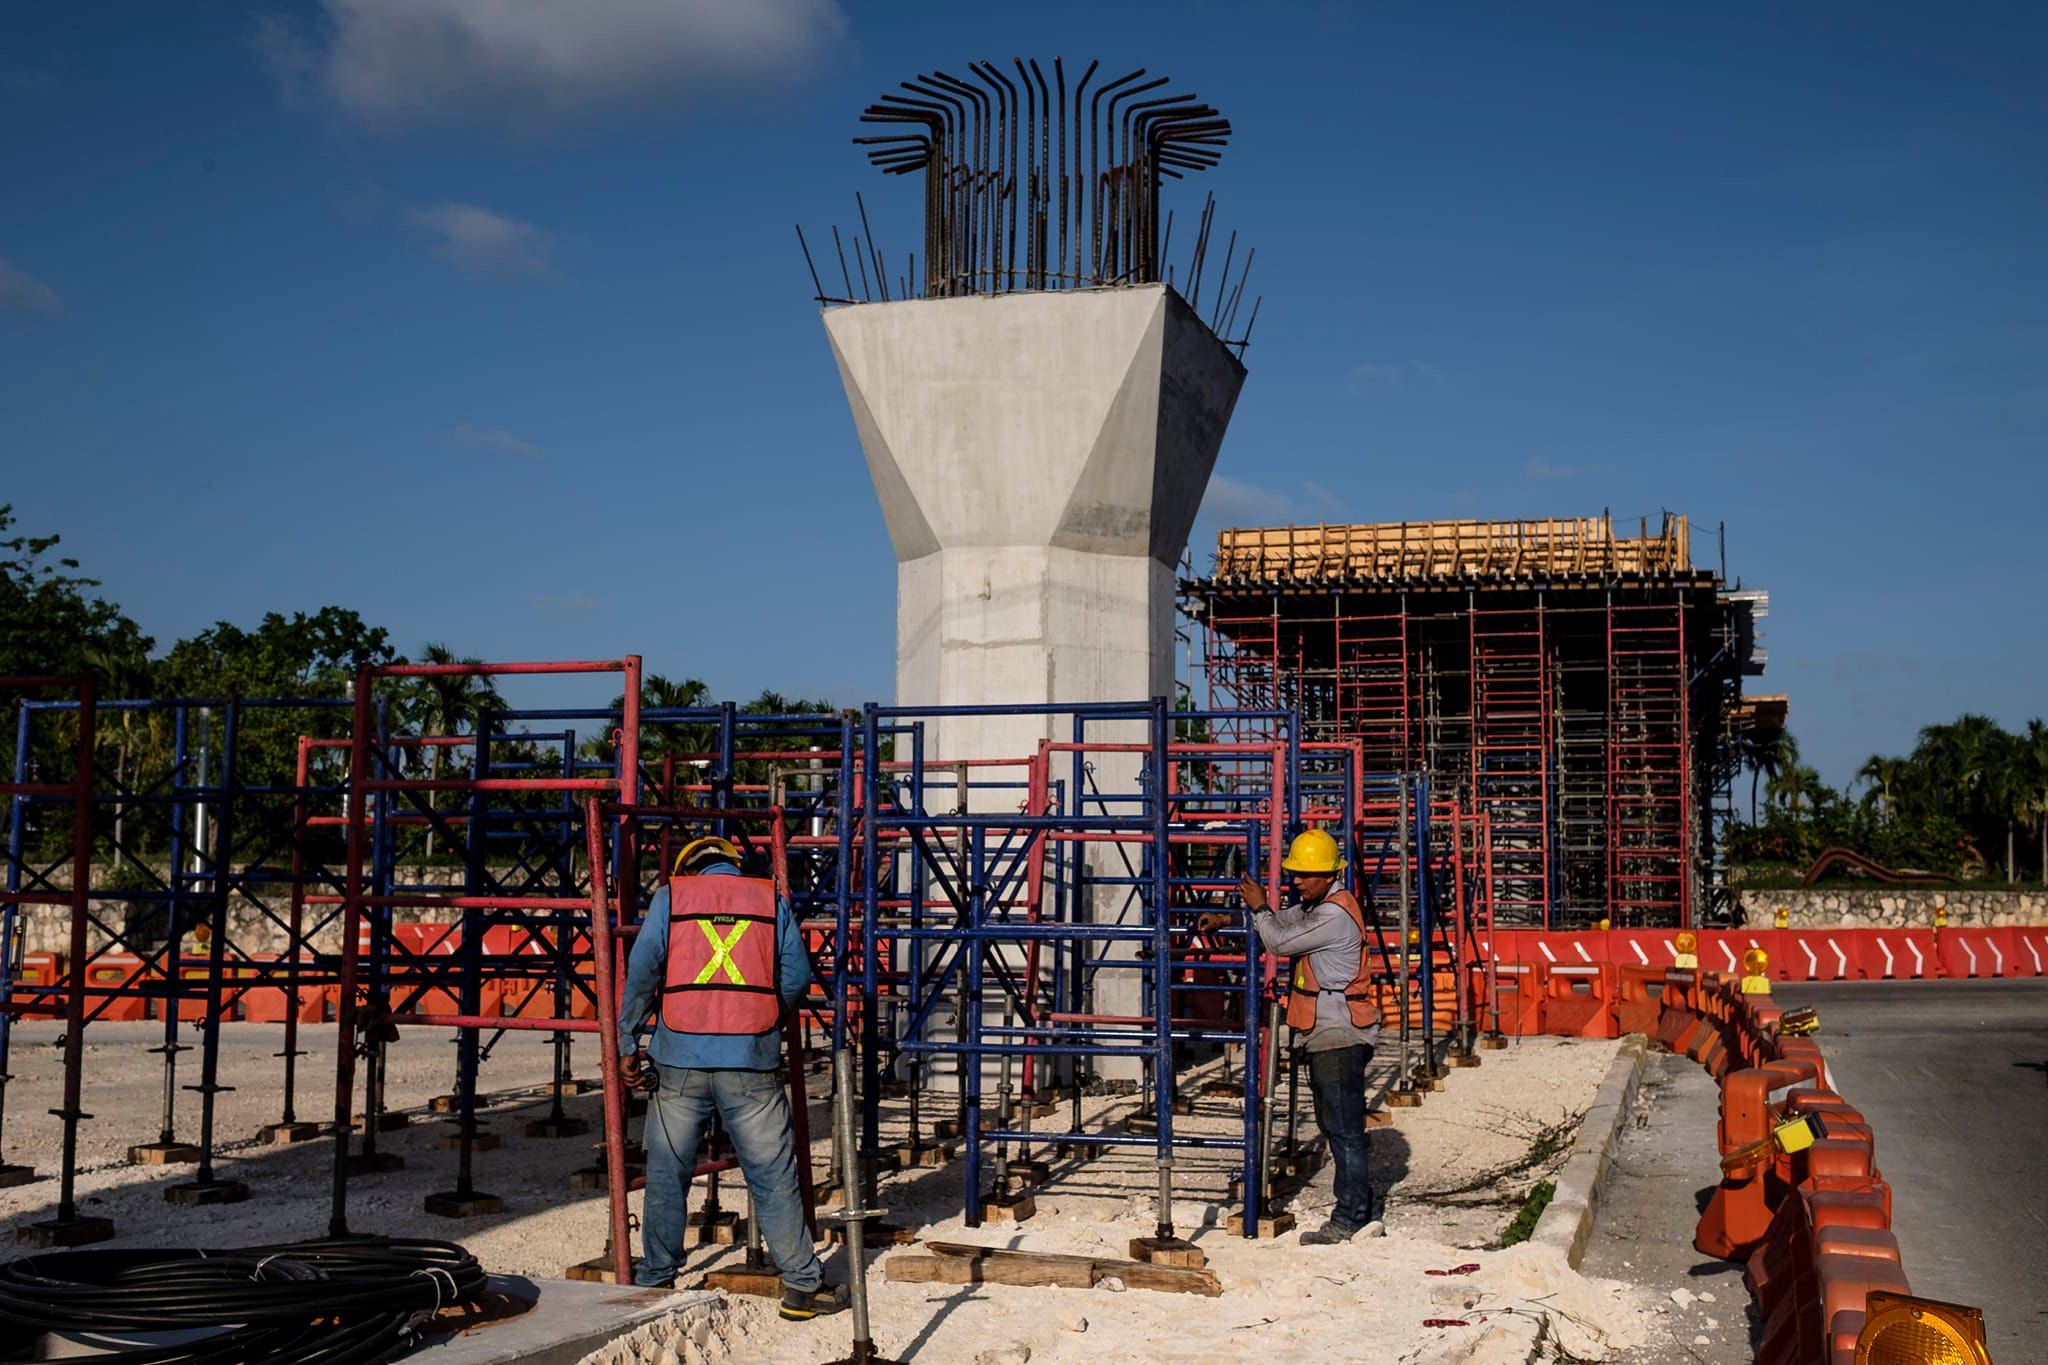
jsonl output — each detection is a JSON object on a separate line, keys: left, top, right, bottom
{"left": 1251, "top": 894, "right": 1382, "bottom": 1052}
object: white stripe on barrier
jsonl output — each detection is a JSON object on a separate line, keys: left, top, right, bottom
{"left": 1718, "top": 942, "right": 1739, "bottom": 971}
{"left": 2027, "top": 938, "right": 2043, "bottom": 974}
{"left": 1539, "top": 942, "right": 1556, "bottom": 963}
{"left": 1960, "top": 940, "right": 1979, "bottom": 977}
{"left": 1877, "top": 938, "right": 1895, "bottom": 978}
{"left": 1630, "top": 941, "right": 1648, "bottom": 966}
{"left": 1801, "top": 941, "right": 1818, "bottom": 977}
{"left": 1990, "top": 940, "right": 2004, "bottom": 975}
{"left": 1574, "top": 941, "right": 1593, "bottom": 963}
{"left": 1830, "top": 939, "right": 1849, "bottom": 978}
{"left": 1907, "top": 940, "right": 1926, "bottom": 977}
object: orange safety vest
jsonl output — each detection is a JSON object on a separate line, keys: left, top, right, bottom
{"left": 1284, "top": 888, "right": 1377, "bottom": 1032}
{"left": 660, "top": 874, "right": 781, "bottom": 1037}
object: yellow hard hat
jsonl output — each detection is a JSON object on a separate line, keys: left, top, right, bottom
{"left": 1280, "top": 828, "right": 1344, "bottom": 874}
{"left": 674, "top": 836, "right": 741, "bottom": 874}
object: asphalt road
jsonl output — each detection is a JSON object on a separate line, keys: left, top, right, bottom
{"left": 1775, "top": 978, "right": 2048, "bottom": 1362}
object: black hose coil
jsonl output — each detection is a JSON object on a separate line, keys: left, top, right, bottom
{"left": 0, "top": 1236, "right": 487, "bottom": 1364}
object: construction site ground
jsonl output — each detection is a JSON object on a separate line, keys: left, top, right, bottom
{"left": 0, "top": 1024, "right": 1673, "bottom": 1363}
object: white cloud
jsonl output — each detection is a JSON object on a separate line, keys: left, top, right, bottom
{"left": 1197, "top": 475, "right": 1347, "bottom": 528}
{"left": 1524, "top": 458, "right": 1579, "bottom": 481}
{"left": 407, "top": 203, "right": 552, "bottom": 279}
{"left": 261, "top": 0, "right": 848, "bottom": 134}
{"left": 451, "top": 424, "right": 542, "bottom": 459}
{"left": 1347, "top": 360, "right": 1445, "bottom": 390}
{"left": 534, "top": 591, "right": 602, "bottom": 619}
{"left": 0, "top": 258, "right": 62, "bottom": 315}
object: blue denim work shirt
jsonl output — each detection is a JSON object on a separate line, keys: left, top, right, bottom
{"left": 616, "top": 863, "right": 812, "bottom": 1071}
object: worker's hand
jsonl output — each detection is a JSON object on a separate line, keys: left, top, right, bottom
{"left": 1195, "top": 911, "right": 1230, "bottom": 934}
{"left": 1237, "top": 875, "right": 1268, "bottom": 913}
{"left": 621, "top": 1049, "right": 652, "bottom": 1093}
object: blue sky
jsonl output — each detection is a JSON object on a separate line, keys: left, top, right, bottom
{"left": 2, "top": 1, "right": 2042, "bottom": 787}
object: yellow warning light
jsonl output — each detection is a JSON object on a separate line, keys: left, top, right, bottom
{"left": 1742, "top": 947, "right": 1769, "bottom": 974}
{"left": 1675, "top": 930, "right": 1697, "bottom": 953}
{"left": 1673, "top": 929, "right": 1699, "bottom": 970}
{"left": 1934, "top": 906, "right": 1949, "bottom": 929}
{"left": 1774, "top": 906, "right": 1789, "bottom": 929}
{"left": 1595, "top": 917, "right": 1611, "bottom": 931}
{"left": 193, "top": 924, "right": 212, "bottom": 945}
{"left": 1407, "top": 928, "right": 1421, "bottom": 945}
{"left": 1854, "top": 1291, "right": 1993, "bottom": 1365}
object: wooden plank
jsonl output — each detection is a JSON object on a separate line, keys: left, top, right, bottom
{"left": 921, "top": 1241, "right": 1223, "bottom": 1297}
{"left": 885, "top": 1254, "right": 1094, "bottom": 1290}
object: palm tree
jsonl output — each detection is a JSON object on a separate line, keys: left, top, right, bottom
{"left": 407, "top": 643, "right": 502, "bottom": 859}
{"left": 2020, "top": 719, "right": 2048, "bottom": 887}
{"left": 1856, "top": 754, "right": 1911, "bottom": 825}
{"left": 81, "top": 644, "right": 156, "bottom": 869}
{"left": 1747, "top": 731, "right": 1799, "bottom": 822}
{"left": 1766, "top": 758, "right": 1826, "bottom": 817}
{"left": 1913, "top": 714, "right": 2003, "bottom": 819}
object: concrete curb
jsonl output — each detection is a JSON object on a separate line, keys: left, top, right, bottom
{"left": 1530, "top": 1033, "right": 1649, "bottom": 1268}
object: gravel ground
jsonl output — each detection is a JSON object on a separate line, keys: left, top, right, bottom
{"left": 0, "top": 1022, "right": 1653, "bottom": 1364}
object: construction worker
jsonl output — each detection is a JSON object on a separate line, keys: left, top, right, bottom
{"left": 1236, "top": 828, "right": 1384, "bottom": 1245}
{"left": 617, "top": 836, "right": 847, "bottom": 1320}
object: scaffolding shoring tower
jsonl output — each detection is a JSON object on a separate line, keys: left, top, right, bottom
{"left": 1186, "top": 515, "right": 1764, "bottom": 929}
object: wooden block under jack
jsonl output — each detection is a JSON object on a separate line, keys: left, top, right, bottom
{"left": 824, "top": 1221, "right": 917, "bottom": 1248}
{"left": 701, "top": 1265, "right": 783, "bottom": 1297}
{"left": 564, "top": 1250, "right": 619, "bottom": 1283}
{"left": 345, "top": 1151, "right": 405, "bottom": 1174}
{"left": 1226, "top": 1211, "right": 1296, "bottom": 1238}
{"left": 351, "top": 1112, "right": 409, "bottom": 1133}
{"left": 1171, "top": 1097, "right": 1194, "bottom": 1117}
{"left": 1478, "top": 1035, "right": 1508, "bottom": 1051}
{"left": 424, "top": 1190, "right": 504, "bottom": 1217}
{"left": 547, "top": 1078, "right": 598, "bottom": 1097}
{"left": 930, "top": 1118, "right": 964, "bottom": 1141}
{"left": 0, "top": 1164, "right": 34, "bottom": 1189}
{"left": 1446, "top": 1051, "right": 1482, "bottom": 1068}
{"left": 893, "top": 1142, "right": 953, "bottom": 1168}
{"left": 129, "top": 1142, "right": 199, "bottom": 1165}
{"left": 524, "top": 1116, "right": 590, "bottom": 1139}
{"left": 1006, "top": 1158, "right": 1051, "bottom": 1186}
{"left": 1053, "top": 1140, "right": 1106, "bottom": 1161}
{"left": 428, "top": 1094, "right": 459, "bottom": 1113}
{"left": 1201, "top": 1080, "right": 1240, "bottom": 1097}
{"left": 690, "top": 1211, "right": 743, "bottom": 1246}
{"left": 1384, "top": 1087, "right": 1423, "bottom": 1108}
{"left": 1365, "top": 1109, "right": 1395, "bottom": 1129}
{"left": 165, "top": 1179, "right": 249, "bottom": 1206}
{"left": 1127, "top": 1237, "right": 1206, "bottom": 1268}
{"left": 980, "top": 1194, "right": 1035, "bottom": 1223}
{"left": 569, "top": 1164, "right": 641, "bottom": 1190}
{"left": 438, "top": 1131, "right": 501, "bottom": 1152}
{"left": 257, "top": 1121, "right": 322, "bottom": 1144}
{"left": 16, "top": 1217, "right": 113, "bottom": 1248}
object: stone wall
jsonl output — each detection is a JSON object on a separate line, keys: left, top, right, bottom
{"left": 1733, "top": 887, "right": 2048, "bottom": 928}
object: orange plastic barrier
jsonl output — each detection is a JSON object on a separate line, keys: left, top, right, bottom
{"left": 84, "top": 953, "right": 150, "bottom": 1021}
{"left": 1539, "top": 963, "right": 1618, "bottom": 1038}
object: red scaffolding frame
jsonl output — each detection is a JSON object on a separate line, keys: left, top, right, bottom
{"left": 1606, "top": 600, "right": 1691, "bottom": 926}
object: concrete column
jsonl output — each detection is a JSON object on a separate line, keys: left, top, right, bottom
{"left": 826, "top": 283, "right": 1245, "bottom": 1076}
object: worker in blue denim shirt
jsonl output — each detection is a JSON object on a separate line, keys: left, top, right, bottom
{"left": 617, "top": 836, "right": 847, "bottom": 1320}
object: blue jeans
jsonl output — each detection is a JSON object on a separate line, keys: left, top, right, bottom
{"left": 637, "top": 1064, "right": 823, "bottom": 1291}
{"left": 1306, "top": 1044, "right": 1376, "bottom": 1232}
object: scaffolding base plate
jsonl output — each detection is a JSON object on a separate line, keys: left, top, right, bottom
{"left": 0, "top": 1164, "right": 34, "bottom": 1189}
{"left": 1128, "top": 1237, "right": 1206, "bottom": 1268}
{"left": 525, "top": 1116, "right": 590, "bottom": 1139}
{"left": 700, "top": 1266, "right": 782, "bottom": 1298}
{"left": 351, "top": 1113, "right": 409, "bottom": 1133}
{"left": 257, "top": 1122, "right": 323, "bottom": 1144}
{"left": 165, "top": 1180, "right": 249, "bottom": 1206}
{"left": 439, "top": 1131, "right": 501, "bottom": 1153}
{"left": 129, "top": 1142, "right": 199, "bottom": 1166}
{"left": 17, "top": 1217, "right": 113, "bottom": 1248}
{"left": 980, "top": 1195, "right": 1035, "bottom": 1224}
{"left": 346, "top": 1152, "right": 405, "bottom": 1175}
{"left": 424, "top": 1191, "right": 503, "bottom": 1218}
{"left": 1226, "top": 1212, "right": 1295, "bottom": 1239}
{"left": 690, "top": 1212, "right": 742, "bottom": 1246}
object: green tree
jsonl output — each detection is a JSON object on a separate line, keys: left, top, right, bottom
{"left": 1855, "top": 754, "right": 1912, "bottom": 825}
{"left": 396, "top": 643, "right": 503, "bottom": 859}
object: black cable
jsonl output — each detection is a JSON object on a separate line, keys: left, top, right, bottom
{"left": 0, "top": 1236, "right": 486, "bottom": 1365}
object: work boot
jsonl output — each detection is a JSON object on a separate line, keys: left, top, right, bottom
{"left": 1299, "top": 1221, "right": 1361, "bottom": 1246}
{"left": 779, "top": 1282, "right": 851, "bottom": 1321}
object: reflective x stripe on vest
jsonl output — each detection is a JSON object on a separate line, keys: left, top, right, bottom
{"left": 1284, "top": 888, "right": 1377, "bottom": 1033}
{"left": 660, "top": 874, "right": 780, "bottom": 1037}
